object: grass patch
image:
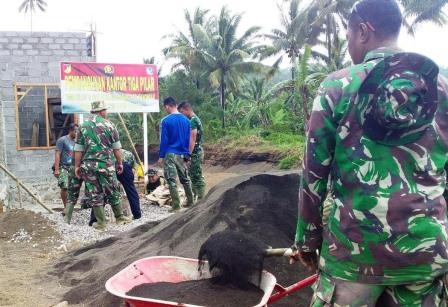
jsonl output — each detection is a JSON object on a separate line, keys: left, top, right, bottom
{"left": 208, "top": 129, "right": 305, "bottom": 169}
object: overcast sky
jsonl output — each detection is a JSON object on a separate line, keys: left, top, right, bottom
{"left": 1, "top": 0, "right": 447, "bottom": 70}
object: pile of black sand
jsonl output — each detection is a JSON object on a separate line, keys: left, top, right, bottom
{"left": 126, "top": 280, "right": 263, "bottom": 307}
{"left": 51, "top": 171, "right": 313, "bottom": 307}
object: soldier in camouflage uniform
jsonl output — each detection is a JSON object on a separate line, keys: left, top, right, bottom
{"left": 293, "top": 0, "right": 448, "bottom": 305}
{"left": 178, "top": 101, "right": 206, "bottom": 200}
{"left": 74, "top": 101, "right": 131, "bottom": 230}
{"left": 53, "top": 123, "right": 78, "bottom": 213}
{"left": 157, "top": 97, "right": 194, "bottom": 211}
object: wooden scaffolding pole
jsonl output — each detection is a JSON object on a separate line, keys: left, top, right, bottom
{"left": 117, "top": 113, "right": 143, "bottom": 166}
{"left": 0, "top": 163, "right": 53, "bottom": 213}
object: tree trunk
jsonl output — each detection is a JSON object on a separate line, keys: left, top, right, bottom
{"left": 326, "top": 15, "right": 332, "bottom": 67}
{"left": 220, "top": 73, "right": 226, "bottom": 129}
{"left": 290, "top": 53, "right": 298, "bottom": 115}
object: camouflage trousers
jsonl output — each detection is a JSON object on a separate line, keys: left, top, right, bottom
{"left": 66, "top": 166, "right": 82, "bottom": 206}
{"left": 57, "top": 166, "right": 71, "bottom": 189}
{"left": 163, "top": 153, "right": 194, "bottom": 208}
{"left": 311, "top": 271, "right": 447, "bottom": 307}
{"left": 189, "top": 147, "right": 206, "bottom": 200}
{"left": 80, "top": 163, "right": 120, "bottom": 208}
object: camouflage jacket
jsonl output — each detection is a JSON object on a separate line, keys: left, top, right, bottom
{"left": 295, "top": 47, "right": 448, "bottom": 284}
{"left": 190, "top": 115, "right": 203, "bottom": 152}
{"left": 74, "top": 115, "right": 122, "bottom": 170}
{"left": 121, "top": 149, "right": 136, "bottom": 168}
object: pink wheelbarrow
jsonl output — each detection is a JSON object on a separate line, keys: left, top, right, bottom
{"left": 105, "top": 256, "right": 317, "bottom": 307}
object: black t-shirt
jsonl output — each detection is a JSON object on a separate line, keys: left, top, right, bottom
{"left": 147, "top": 177, "right": 163, "bottom": 194}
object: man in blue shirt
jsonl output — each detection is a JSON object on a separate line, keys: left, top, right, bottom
{"left": 157, "top": 97, "right": 194, "bottom": 210}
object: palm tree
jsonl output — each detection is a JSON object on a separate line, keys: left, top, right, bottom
{"left": 163, "top": 7, "right": 211, "bottom": 89}
{"left": 262, "top": 0, "right": 321, "bottom": 81}
{"left": 400, "top": 0, "right": 448, "bottom": 33}
{"left": 18, "top": 0, "right": 47, "bottom": 32}
{"left": 237, "top": 77, "right": 276, "bottom": 128}
{"left": 273, "top": 45, "right": 326, "bottom": 127}
{"left": 191, "top": 7, "right": 265, "bottom": 129}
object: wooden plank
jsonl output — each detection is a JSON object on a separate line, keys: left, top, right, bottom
{"left": 31, "top": 121, "right": 40, "bottom": 147}
{"left": 16, "top": 146, "right": 55, "bottom": 151}
{"left": 14, "top": 82, "right": 59, "bottom": 87}
{"left": 48, "top": 100, "right": 56, "bottom": 145}
{"left": 14, "top": 85, "right": 21, "bottom": 150}
{"left": 0, "top": 163, "right": 54, "bottom": 213}
{"left": 44, "top": 86, "right": 50, "bottom": 147}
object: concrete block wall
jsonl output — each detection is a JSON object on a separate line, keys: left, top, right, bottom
{"left": 0, "top": 31, "right": 94, "bottom": 181}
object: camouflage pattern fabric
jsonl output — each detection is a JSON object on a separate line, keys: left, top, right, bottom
{"left": 80, "top": 162, "right": 120, "bottom": 207}
{"left": 75, "top": 114, "right": 122, "bottom": 208}
{"left": 295, "top": 47, "right": 448, "bottom": 285}
{"left": 163, "top": 153, "right": 194, "bottom": 208}
{"left": 67, "top": 166, "right": 82, "bottom": 206}
{"left": 74, "top": 115, "right": 121, "bottom": 168}
{"left": 57, "top": 166, "right": 70, "bottom": 189}
{"left": 311, "top": 271, "right": 447, "bottom": 307}
{"left": 189, "top": 115, "right": 205, "bottom": 200}
{"left": 189, "top": 147, "right": 205, "bottom": 200}
{"left": 190, "top": 115, "right": 203, "bottom": 148}
{"left": 121, "top": 149, "right": 136, "bottom": 167}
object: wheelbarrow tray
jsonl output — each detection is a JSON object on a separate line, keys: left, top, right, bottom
{"left": 105, "top": 256, "right": 277, "bottom": 307}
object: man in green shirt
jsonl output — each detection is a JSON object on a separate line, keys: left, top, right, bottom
{"left": 292, "top": 0, "right": 448, "bottom": 305}
{"left": 74, "top": 101, "right": 131, "bottom": 230}
{"left": 178, "top": 101, "right": 206, "bottom": 200}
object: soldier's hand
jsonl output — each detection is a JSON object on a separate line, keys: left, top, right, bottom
{"left": 297, "top": 250, "right": 318, "bottom": 272}
{"left": 156, "top": 158, "right": 163, "bottom": 166}
{"left": 75, "top": 167, "right": 81, "bottom": 179}
{"left": 116, "top": 164, "right": 124, "bottom": 175}
{"left": 53, "top": 170, "right": 59, "bottom": 178}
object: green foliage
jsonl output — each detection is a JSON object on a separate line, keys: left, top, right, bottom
{"left": 144, "top": 0, "right": 447, "bottom": 162}
{"left": 279, "top": 155, "right": 301, "bottom": 170}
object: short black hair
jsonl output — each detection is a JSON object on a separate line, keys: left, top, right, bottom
{"left": 68, "top": 123, "right": 78, "bottom": 131}
{"left": 163, "top": 96, "right": 177, "bottom": 107}
{"left": 178, "top": 101, "right": 192, "bottom": 111}
{"left": 349, "top": 0, "right": 402, "bottom": 39}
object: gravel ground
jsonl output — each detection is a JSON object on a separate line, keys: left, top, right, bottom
{"left": 33, "top": 198, "right": 173, "bottom": 249}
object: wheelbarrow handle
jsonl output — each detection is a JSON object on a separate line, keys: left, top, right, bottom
{"left": 264, "top": 248, "right": 294, "bottom": 257}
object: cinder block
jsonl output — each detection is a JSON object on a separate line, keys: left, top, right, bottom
{"left": 26, "top": 37, "right": 39, "bottom": 43}
{"left": 55, "top": 38, "right": 66, "bottom": 44}
{"left": 39, "top": 50, "right": 53, "bottom": 56}
{"left": 21, "top": 44, "right": 33, "bottom": 49}
{"left": 48, "top": 44, "right": 61, "bottom": 50}
{"left": 0, "top": 38, "right": 9, "bottom": 43}
{"left": 41, "top": 37, "right": 53, "bottom": 44}
{"left": 68, "top": 38, "right": 80, "bottom": 44}
{"left": 65, "top": 50, "right": 81, "bottom": 56}
{"left": 7, "top": 44, "right": 19, "bottom": 49}
{"left": 62, "top": 44, "right": 74, "bottom": 50}
{"left": 26, "top": 50, "right": 39, "bottom": 56}
{"left": 4, "top": 32, "right": 19, "bottom": 37}
{"left": 11, "top": 38, "right": 24, "bottom": 43}
{"left": 12, "top": 50, "right": 24, "bottom": 56}
{"left": 0, "top": 50, "right": 10, "bottom": 56}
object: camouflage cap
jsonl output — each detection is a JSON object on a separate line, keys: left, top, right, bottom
{"left": 357, "top": 52, "right": 439, "bottom": 145}
{"left": 146, "top": 168, "right": 159, "bottom": 176}
{"left": 91, "top": 100, "right": 107, "bottom": 112}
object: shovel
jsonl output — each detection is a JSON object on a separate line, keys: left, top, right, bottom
{"left": 263, "top": 248, "right": 295, "bottom": 258}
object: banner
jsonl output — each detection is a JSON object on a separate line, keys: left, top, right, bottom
{"left": 60, "top": 62, "right": 159, "bottom": 113}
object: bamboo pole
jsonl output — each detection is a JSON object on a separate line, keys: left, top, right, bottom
{"left": 0, "top": 163, "right": 53, "bottom": 213}
{"left": 117, "top": 113, "right": 143, "bottom": 166}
